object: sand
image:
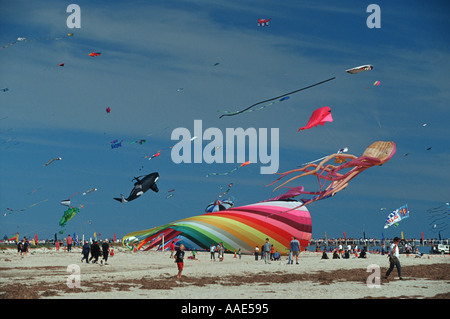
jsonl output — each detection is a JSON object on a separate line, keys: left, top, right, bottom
{"left": 0, "top": 246, "right": 449, "bottom": 299}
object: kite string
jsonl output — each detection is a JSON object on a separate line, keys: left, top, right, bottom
{"left": 219, "top": 77, "right": 336, "bottom": 118}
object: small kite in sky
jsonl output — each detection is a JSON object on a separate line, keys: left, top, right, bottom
{"left": 345, "top": 65, "right": 373, "bottom": 74}
{"left": 219, "top": 77, "right": 336, "bottom": 118}
{"left": 4, "top": 199, "right": 48, "bottom": 215}
{"left": 89, "top": 52, "right": 101, "bottom": 57}
{"left": 114, "top": 172, "right": 159, "bottom": 203}
{"left": 111, "top": 140, "right": 122, "bottom": 149}
{"left": 146, "top": 152, "right": 161, "bottom": 160}
{"left": 144, "top": 136, "right": 197, "bottom": 160}
{"left": 166, "top": 189, "right": 176, "bottom": 199}
{"left": 82, "top": 188, "right": 98, "bottom": 195}
{"left": 384, "top": 204, "right": 409, "bottom": 229}
{"left": 297, "top": 106, "right": 333, "bottom": 132}
{"left": 258, "top": 18, "right": 271, "bottom": 26}
{"left": 106, "top": 107, "right": 111, "bottom": 113}
{"left": 373, "top": 81, "right": 380, "bottom": 86}
{"left": 43, "top": 157, "right": 62, "bottom": 166}
{"left": 1, "top": 88, "right": 8, "bottom": 92}
{"left": 219, "top": 96, "right": 290, "bottom": 116}
{"left": 129, "top": 139, "right": 146, "bottom": 145}
{"left": 206, "top": 161, "right": 250, "bottom": 177}
{"left": 268, "top": 141, "right": 396, "bottom": 211}
{"left": 58, "top": 63, "right": 65, "bottom": 67}
{"left": 218, "top": 183, "right": 233, "bottom": 198}
{"left": 212, "top": 62, "right": 220, "bottom": 66}
{"left": 0, "top": 33, "right": 73, "bottom": 50}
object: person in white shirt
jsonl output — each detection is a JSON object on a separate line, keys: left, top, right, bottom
{"left": 210, "top": 244, "right": 216, "bottom": 261}
{"left": 385, "top": 237, "right": 402, "bottom": 280}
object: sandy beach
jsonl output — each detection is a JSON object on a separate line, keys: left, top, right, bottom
{"left": 1, "top": 246, "right": 449, "bottom": 300}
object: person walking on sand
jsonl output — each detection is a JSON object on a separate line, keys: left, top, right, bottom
{"left": 101, "top": 239, "right": 110, "bottom": 265}
{"left": 66, "top": 234, "right": 73, "bottom": 252}
{"left": 22, "top": 237, "right": 29, "bottom": 257}
{"left": 174, "top": 244, "right": 185, "bottom": 279}
{"left": 170, "top": 241, "right": 175, "bottom": 258}
{"left": 81, "top": 241, "right": 90, "bottom": 263}
{"left": 89, "top": 240, "right": 101, "bottom": 264}
{"left": 263, "top": 238, "right": 272, "bottom": 264}
{"left": 289, "top": 236, "right": 300, "bottom": 264}
{"left": 385, "top": 237, "right": 403, "bottom": 280}
{"left": 254, "top": 246, "right": 259, "bottom": 261}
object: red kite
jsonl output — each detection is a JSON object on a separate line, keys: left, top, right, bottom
{"left": 298, "top": 106, "right": 333, "bottom": 132}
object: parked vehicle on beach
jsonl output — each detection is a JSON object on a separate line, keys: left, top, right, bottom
{"left": 431, "top": 244, "right": 449, "bottom": 254}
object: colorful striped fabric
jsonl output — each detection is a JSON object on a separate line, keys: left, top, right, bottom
{"left": 122, "top": 200, "right": 311, "bottom": 255}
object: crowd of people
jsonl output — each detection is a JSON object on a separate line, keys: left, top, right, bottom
{"left": 80, "top": 238, "right": 111, "bottom": 265}
{"left": 10, "top": 233, "right": 420, "bottom": 281}
{"left": 13, "top": 234, "right": 113, "bottom": 265}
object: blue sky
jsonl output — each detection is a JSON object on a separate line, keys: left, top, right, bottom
{"left": 1, "top": 0, "right": 449, "bottom": 241}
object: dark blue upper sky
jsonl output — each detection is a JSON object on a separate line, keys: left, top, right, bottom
{"left": 1, "top": 0, "right": 449, "bottom": 241}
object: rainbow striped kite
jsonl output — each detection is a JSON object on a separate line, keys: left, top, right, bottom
{"left": 123, "top": 200, "right": 311, "bottom": 255}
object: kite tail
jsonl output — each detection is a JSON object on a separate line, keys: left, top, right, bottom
{"left": 219, "top": 77, "right": 336, "bottom": 118}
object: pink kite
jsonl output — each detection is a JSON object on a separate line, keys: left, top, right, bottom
{"left": 298, "top": 106, "right": 333, "bottom": 132}
{"left": 267, "top": 141, "right": 396, "bottom": 210}
{"left": 106, "top": 107, "right": 111, "bottom": 113}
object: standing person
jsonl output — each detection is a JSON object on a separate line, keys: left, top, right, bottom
{"left": 338, "top": 243, "right": 343, "bottom": 256}
{"left": 263, "top": 238, "right": 272, "bottom": 264}
{"left": 210, "top": 243, "right": 216, "bottom": 261}
{"left": 81, "top": 241, "right": 90, "bottom": 263}
{"left": 89, "top": 240, "right": 101, "bottom": 264}
{"left": 254, "top": 246, "right": 259, "bottom": 261}
{"left": 170, "top": 241, "right": 175, "bottom": 258}
{"left": 22, "top": 237, "right": 29, "bottom": 257}
{"left": 174, "top": 244, "right": 185, "bottom": 279}
{"left": 270, "top": 244, "right": 275, "bottom": 261}
{"left": 289, "top": 236, "right": 301, "bottom": 264}
{"left": 17, "top": 240, "right": 23, "bottom": 256}
{"left": 385, "top": 237, "right": 403, "bottom": 280}
{"left": 101, "top": 239, "right": 110, "bottom": 265}
{"left": 218, "top": 242, "right": 225, "bottom": 262}
{"left": 66, "top": 234, "right": 73, "bottom": 252}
